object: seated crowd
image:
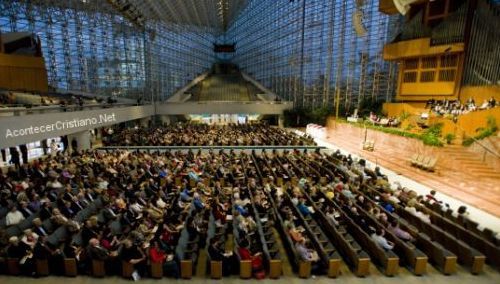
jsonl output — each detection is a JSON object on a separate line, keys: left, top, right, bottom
{"left": 0, "top": 126, "right": 496, "bottom": 279}
{"left": 106, "top": 123, "right": 315, "bottom": 146}
{"left": 425, "top": 96, "right": 497, "bottom": 117}
{"left": 368, "top": 112, "right": 400, "bottom": 127}
{"left": 0, "top": 89, "right": 120, "bottom": 109}
{"left": 0, "top": 147, "right": 280, "bottom": 279}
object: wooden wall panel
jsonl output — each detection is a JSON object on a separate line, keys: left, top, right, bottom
{"left": 400, "top": 82, "right": 456, "bottom": 96}
{"left": 431, "top": 107, "right": 500, "bottom": 137}
{"left": 382, "top": 102, "right": 427, "bottom": 117}
{"left": 0, "top": 54, "right": 48, "bottom": 93}
{"left": 459, "top": 86, "right": 500, "bottom": 104}
{"left": 384, "top": 38, "right": 464, "bottom": 60}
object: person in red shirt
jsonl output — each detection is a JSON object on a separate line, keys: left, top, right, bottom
{"left": 149, "top": 240, "right": 179, "bottom": 278}
{"left": 238, "top": 240, "right": 252, "bottom": 260}
{"left": 238, "top": 239, "right": 264, "bottom": 278}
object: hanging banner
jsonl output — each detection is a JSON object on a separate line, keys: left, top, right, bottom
{"left": 0, "top": 105, "right": 153, "bottom": 148}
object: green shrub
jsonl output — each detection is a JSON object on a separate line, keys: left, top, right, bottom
{"left": 419, "top": 123, "right": 444, "bottom": 147}
{"left": 487, "top": 115, "right": 498, "bottom": 132}
{"left": 445, "top": 133, "right": 455, "bottom": 144}
{"left": 344, "top": 120, "right": 443, "bottom": 147}
{"left": 421, "top": 133, "right": 443, "bottom": 147}
{"left": 462, "top": 137, "right": 474, "bottom": 146}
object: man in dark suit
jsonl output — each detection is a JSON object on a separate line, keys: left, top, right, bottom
{"left": 9, "top": 147, "right": 20, "bottom": 169}
{"left": 60, "top": 201, "right": 76, "bottom": 219}
{"left": 87, "top": 238, "right": 110, "bottom": 260}
{"left": 87, "top": 238, "right": 119, "bottom": 274}
{"left": 39, "top": 201, "right": 53, "bottom": 220}
{"left": 81, "top": 221, "right": 98, "bottom": 246}
{"left": 70, "top": 197, "right": 84, "bottom": 213}
{"left": 19, "top": 144, "right": 28, "bottom": 165}
{"left": 32, "top": 218, "right": 49, "bottom": 237}
{"left": 102, "top": 204, "right": 118, "bottom": 223}
{"left": 19, "top": 201, "right": 35, "bottom": 218}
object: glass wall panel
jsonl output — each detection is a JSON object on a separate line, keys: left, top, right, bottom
{"left": 0, "top": 0, "right": 215, "bottom": 101}
{"left": 225, "top": 0, "right": 400, "bottom": 111}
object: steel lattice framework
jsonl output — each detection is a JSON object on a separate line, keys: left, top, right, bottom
{"left": 0, "top": 0, "right": 402, "bottom": 108}
{"left": 0, "top": 0, "right": 217, "bottom": 101}
{"left": 130, "top": 0, "right": 249, "bottom": 32}
{"left": 225, "top": 0, "right": 400, "bottom": 110}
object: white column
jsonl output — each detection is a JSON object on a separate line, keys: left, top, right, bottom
{"left": 159, "top": 115, "right": 171, "bottom": 126}
{"left": 278, "top": 114, "right": 285, "bottom": 128}
{"left": 139, "top": 118, "right": 150, "bottom": 128}
{"left": 67, "top": 130, "right": 91, "bottom": 151}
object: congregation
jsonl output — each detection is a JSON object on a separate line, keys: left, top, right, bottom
{"left": 0, "top": 125, "right": 497, "bottom": 280}
{"left": 105, "top": 123, "right": 315, "bottom": 146}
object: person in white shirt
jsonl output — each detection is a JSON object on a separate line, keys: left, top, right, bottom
{"left": 50, "top": 140, "right": 59, "bottom": 156}
{"left": 371, "top": 228, "right": 394, "bottom": 251}
{"left": 6, "top": 206, "right": 25, "bottom": 226}
{"left": 155, "top": 196, "right": 167, "bottom": 209}
{"left": 130, "top": 199, "right": 144, "bottom": 214}
{"left": 325, "top": 207, "right": 340, "bottom": 226}
{"left": 405, "top": 206, "right": 431, "bottom": 223}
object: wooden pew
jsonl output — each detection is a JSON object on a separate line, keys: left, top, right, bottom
{"left": 122, "top": 261, "right": 134, "bottom": 279}
{"left": 150, "top": 262, "right": 163, "bottom": 278}
{"left": 298, "top": 261, "right": 312, "bottom": 278}
{"left": 354, "top": 203, "right": 428, "bottom": 275}
{"left": 326, "top": 198, "right": 400, "bottom": 276}
{"left": 282, "top": 191, "right": 342, "bottom": 278}
{"left": 252, "top": 152, "right": 317, "bottom": 279}
{"left": 239, "top": 259, "right": 252, "bottom": 279}
{"left": 266, "top": 191, "right": 309, "bottom": 278}
{"left": 416, "top": 234, "right": 457, "bottom": 275}
{"left": 91, "top": 259, "right": 106, "bottom": 277}
{"left": 269, "top": 259, "right": 282, "bottom": 279}
{"left": 35, "top": 259, "right": 50, "bottom": 276}
{"left": 210, "top": 260, "right": 223, "bottom": 279}
{"left": 64, "top": 258, "right": 78, "bottom": 277}
{"left": 7, "top": 258, "right": 20, "bottom": 275}
{"left": 360, "top": 187, "right": 458, "bottom": 275}
{"left": 427, "top": 209, "right": 500, "bottom": 271}
{"left": 309, "top": 191, "right": 371, "bottom": 277}
{"left": 395, "top": 207, "right": 485, "bottom": 274}
{"left": 180, "top": 259, "right": 193, "bottom": 279}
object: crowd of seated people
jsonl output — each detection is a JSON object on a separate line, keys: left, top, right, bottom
{"left": 0, "top": 125, "right": 496, "bottom": 279}
{"left": 0, "top": 145, "right": 288, "bottom": 279}
{"left": 0, "top": 149, "right": 247, "bottom": 278}
{"left": 106, "top": 123, "right": 315, "bottom": 146}
{"left": 425, "top": 97, "right": 497, "bottom": 117}
{"left": 256, "top": 148, "right": 497, "bottom": 274}
{"left": 368, "top": 112, "right": 400, "bottom": 127}
{"left": 0, "top": 90, "right": 119, "bottom": 109}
